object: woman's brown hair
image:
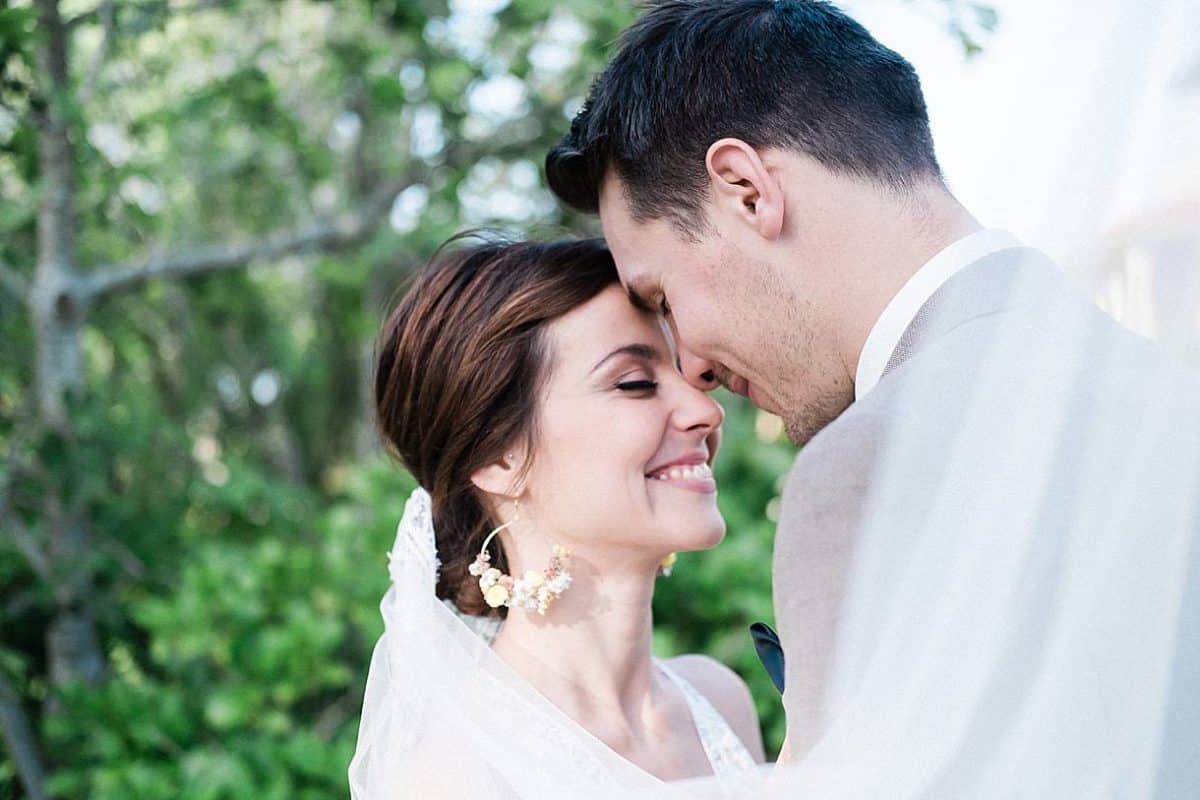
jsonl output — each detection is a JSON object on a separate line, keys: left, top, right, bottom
{"left": 374, "top": 234, "right": 619, "bottom": 615}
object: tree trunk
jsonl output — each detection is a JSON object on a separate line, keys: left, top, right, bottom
{"left": 6, "top": 5, "right": 413, "bottom": 790}
{"left": 32, "top": 0, "right": 107, "bottom": 689}
{"left": 0, "top": 671, "right": 49, "bottom": 800}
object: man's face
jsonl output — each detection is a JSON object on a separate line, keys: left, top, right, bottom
{"left": 599, "top": 174, "right": 787, "bottom": 412}
{"left": 598, "top": 169, "right": 853, "bottom": 445}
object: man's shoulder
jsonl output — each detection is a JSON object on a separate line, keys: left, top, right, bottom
{"left": 776, "top": 330, "right": 976, "bottom": 533}
{"left": 786, "top": 401, "right": 888, "bottom": 491}
{"left": 775, "top": 402, "right": 890, "bottom": 567}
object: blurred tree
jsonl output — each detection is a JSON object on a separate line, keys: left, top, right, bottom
{"left": 0, "top": 0, "right": 993, "bottom": 797}
{"left": 1, "top": 1, "right": 642, "bottom": 795}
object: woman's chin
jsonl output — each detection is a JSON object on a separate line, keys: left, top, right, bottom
{"left": 670, "top": 518, "right": 727, "bottom": 553}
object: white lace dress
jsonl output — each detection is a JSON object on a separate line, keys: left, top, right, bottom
{"left": 654, "top": 658, "right": 758, "bottom": 776}
{"left": 454, "top": 608, "right": 757, "bottom": 780}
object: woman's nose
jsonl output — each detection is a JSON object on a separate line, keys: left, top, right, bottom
{"left": 673, "top": 379, "right": 725, "bottom": 434}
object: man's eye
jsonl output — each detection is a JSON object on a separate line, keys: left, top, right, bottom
{"left": 616, "top": 380, "right": 659, "bottom": 393}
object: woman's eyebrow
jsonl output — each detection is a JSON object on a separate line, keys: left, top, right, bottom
{"left": 589, "top": 343, "right": 660, "bottom": 375}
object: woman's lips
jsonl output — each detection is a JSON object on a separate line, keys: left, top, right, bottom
{"left": 646, "top": 462, "right": 717, "bottom": 494}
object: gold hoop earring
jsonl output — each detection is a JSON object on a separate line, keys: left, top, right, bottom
{"left": 468, "top": 501, "right": 572, "bottom": 615}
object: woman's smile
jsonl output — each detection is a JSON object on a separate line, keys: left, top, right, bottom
{"left": 645, "top": 455, "right": 717, "bottom": 494}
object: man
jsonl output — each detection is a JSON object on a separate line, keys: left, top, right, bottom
{"left": 546, "top": 0, "right": 1199, "bottom": 794}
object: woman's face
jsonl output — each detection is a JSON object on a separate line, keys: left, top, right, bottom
{"left": 520, "top": 283, "right": 726, "bottom": 572}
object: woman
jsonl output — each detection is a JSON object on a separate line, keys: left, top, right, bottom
{"left": 349, "top": 235, "right": 764, "bottom": 798}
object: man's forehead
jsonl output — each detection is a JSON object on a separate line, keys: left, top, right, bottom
{"left": 603, "top": 235, "right": 652, "bottom": 300}
{"left": 597, "top": 169, "right": 626, "bottom": 213}
{"left": 597, "top": 195, "right": 642, "bottom": 273}
{"left": 598, "top": 178, "right": 685, "bottom": 255}
{"left": 599, "top": 173, "right": 653, "bottom": 242}
{"left": 598, "top": 173, "right": 674, "bottom": 306}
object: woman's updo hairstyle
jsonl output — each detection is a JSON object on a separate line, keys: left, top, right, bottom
{"left": 375, "top": 233, "right": 619, "bottom": 615}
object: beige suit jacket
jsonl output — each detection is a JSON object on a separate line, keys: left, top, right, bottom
{"left": 772, "top": 246, "right": 1200, "bottom": 792}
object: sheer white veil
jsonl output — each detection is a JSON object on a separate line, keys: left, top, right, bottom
{"left": 352, "top": 268, "right": 1199, "bottom": 800}
{"left": 596, "top": 1, "right": 1200, "bottom": 794}
{"left": 350, "top": 285, "right": 1199, "bottom": 799}
{"left": 348, "top": 487, "right": 681, "bottom": 799}
{"left": 351, "top": 2, "right": 1200, "bottom": 794}
{"left": 576, "top": 257, "right": 1197, "bottom": 800}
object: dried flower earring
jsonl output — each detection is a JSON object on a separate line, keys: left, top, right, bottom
{"left": 468, "top": 501, "right": 572, "bottom": 615}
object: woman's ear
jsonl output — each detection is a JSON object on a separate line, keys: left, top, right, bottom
{"left": 469, "top": 449, "right": 527, "bottom": 500}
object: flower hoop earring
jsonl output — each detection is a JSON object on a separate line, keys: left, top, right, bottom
{"left": 468, "top": 501, "right": 572, "bottom": 615}
{"left": 657, "top": 552, "right": 677, "bottom": 578}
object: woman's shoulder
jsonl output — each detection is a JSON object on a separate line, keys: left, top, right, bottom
{"left": 664, "top": 653, "right": 766, "bottom": 763}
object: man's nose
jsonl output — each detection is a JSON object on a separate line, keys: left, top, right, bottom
{"left": 679, "top": 345, "right": 720, "bottom": 392}
{"left": 664, "top": 313, "right": 720, "bottom": 391}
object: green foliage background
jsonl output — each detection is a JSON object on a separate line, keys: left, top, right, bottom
{"left": 0, "top": 1, "right": 801, "bottom": 796}
{"left": 0, "top": 0, "right": 988, "bottom": 796}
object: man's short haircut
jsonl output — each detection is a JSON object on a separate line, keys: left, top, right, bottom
{"left": 545, "top": 0, "right": 942, "bottom": 232}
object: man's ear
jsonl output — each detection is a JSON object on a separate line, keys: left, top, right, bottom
{"left": 469, "top": 449, "right": 526, "bottom": 500}
{"left": 705, "top": 138, "right": 784, "bottom": 240}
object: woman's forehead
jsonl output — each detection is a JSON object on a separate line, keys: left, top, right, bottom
{"left": 547, "top": 284, "right": 667, "bottom": 372}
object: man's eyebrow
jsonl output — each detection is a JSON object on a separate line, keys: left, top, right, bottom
{"left": 590, "top": 343, "right": 659, "bottom": 375}
{"left": 625, "top": 281, "right": 655, "bottom": 312}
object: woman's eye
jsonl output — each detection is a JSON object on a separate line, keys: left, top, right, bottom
{"left": 616, "top": 380, "right": 659, "bottom": 393}
{"left": 659, "top": 296, "right": 671, "bottom": 316}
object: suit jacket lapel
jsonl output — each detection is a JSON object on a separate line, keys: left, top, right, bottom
{"left": 882, "top": 247, "right": 1065, "bottom": 379}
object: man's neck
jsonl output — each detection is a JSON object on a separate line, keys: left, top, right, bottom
{"left": 834, "top": 188, "right": 982, "bottom": 385}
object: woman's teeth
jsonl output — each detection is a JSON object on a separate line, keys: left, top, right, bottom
{"left": 653, "top": 463, "right": 713, "bottom": 481}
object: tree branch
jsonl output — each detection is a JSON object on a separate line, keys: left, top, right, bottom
{"left": 0, "top": 493, "right": 52, "bottom": 585}
{"left": 0, "top": 669, "right": 49, "bottom": 800}
{"left": 0, "top": 259, "right": 29, "bottom": 302}
{"left": 80, "top": 180, "right": 408, "bottom": 300}
{"left": 98, "top": 534, "right": 147, "bottom": 579}
{"left": 65, "top": 0, "right": 228, "bottom": 32}
{"left": 76, "top": 0, "right": 114, "bottom": 105}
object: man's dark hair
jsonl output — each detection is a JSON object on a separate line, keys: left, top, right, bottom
{"left": 545, "top": 0, "right": 942, "bottom": 232}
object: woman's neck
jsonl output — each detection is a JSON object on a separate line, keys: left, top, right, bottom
{"left": 489, "top": 557, "right": 664, "bottom": 729}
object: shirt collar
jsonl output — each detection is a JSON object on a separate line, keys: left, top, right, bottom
{"left": 854, "top": 228, "right": 1023, "bottom": 401}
